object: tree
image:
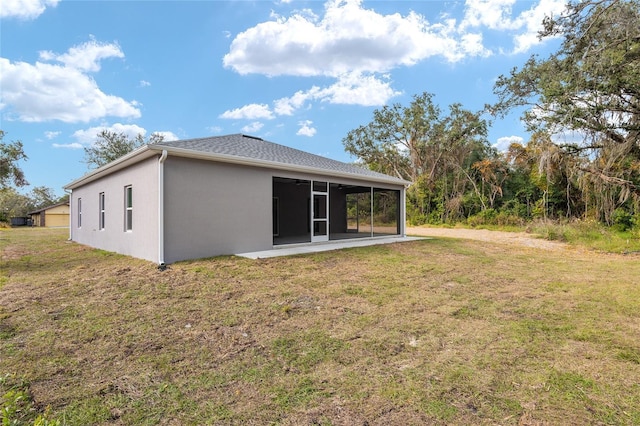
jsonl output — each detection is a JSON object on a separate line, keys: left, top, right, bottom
{"left": 0, "top": 188, "right": 31, "bottom": 221}
{"left": 0, "top": 130, "right": 28, "bottom": 189}
{"left": 29, "top": 186, "right": 58, "bottom": 210}
{"left": 491, "top": 0, "right": 640, "bottom": 204}
{"left": 83, "top": 130, "right": 164, "bottom": 169}
{"left": 343, "top": 92, "right": 490, "bottom": 223}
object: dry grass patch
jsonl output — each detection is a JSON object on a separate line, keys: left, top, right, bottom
{"left": 1, "top": 228, "right": 640, "bottom": 425}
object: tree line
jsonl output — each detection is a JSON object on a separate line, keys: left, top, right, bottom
{"left": 344, "top": 0, "right": 640, "bottom": 230}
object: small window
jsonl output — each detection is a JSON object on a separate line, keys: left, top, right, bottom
{"left": 99, "top": 192, "right": 105, "bottom": 230}
{"left": 125, "top": 186, "right": 132, "bottom": 231}
{"left": 313, "top": 181, "right": 328, "bottom": 192}
{"left": 78, "top": 198, "right": 82, "bottom": 228}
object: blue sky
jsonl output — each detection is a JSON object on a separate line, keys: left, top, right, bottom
{"left": 1, "top": 0, "right": 566, "bottom": 197}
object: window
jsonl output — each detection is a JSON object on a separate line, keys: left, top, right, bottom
{"left": 125, "top": 186, "right": 132, "bottom": 231}
{"left": 99, "top": 192, "right": 105, "bottom": 230}
{"left": 78, "top": 198, "right": 82, "bottom": 228}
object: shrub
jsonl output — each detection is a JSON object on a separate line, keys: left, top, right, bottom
{"left": 611, "top": 208, "right": 634, "bottom": 232}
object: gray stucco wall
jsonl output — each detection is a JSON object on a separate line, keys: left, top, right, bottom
{"left": 69, "top": 157, "right": 159, "bottom": 262}
{"left": 163, "top": 157, "right": 272, "bottom": 263}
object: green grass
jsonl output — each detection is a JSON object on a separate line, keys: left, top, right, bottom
{"left": 528, "top": 219, "right": 640, "bottom": 253}
{"left": 1, "top": 228, "right": 640, "bottom": 424}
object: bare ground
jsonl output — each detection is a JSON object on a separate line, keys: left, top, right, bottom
{"left": 407, "top": 226, "right": 569, "bottom": 251}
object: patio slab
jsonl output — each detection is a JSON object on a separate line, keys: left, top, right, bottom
{"left": 236, "top": 236, "right": 426, "bottom": 259}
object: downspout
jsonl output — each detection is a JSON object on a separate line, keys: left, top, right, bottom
{"left": 158, "top": 150, "right": 168, "bottom": 269}
{"left": 65, "top": 189, "right": 72, "bottom": 241}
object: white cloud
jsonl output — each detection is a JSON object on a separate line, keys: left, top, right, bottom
{"left": 494, "top": 135, "right": 524, "bottom": 151}
{"left": 316, "top": 72, "right": 401, "bottom": 106}
{"left": 71, "top": 123, "right": 148, "bottom": 146}
{"left": 52, "top": 142, "right": 83, "bottom": 149}
{"left": 0, "top": 40, "right": 140, "bottom": 123}
{"left": 0, "top": 0, "right": 59, "bottom": 20}
{"left": 241, "top": 122, "right": 264, "bottom": 133}
{"left": 44, "top": 131, "right": 60, "bottom": 139}
{"left": 461, "top": 0, "right": 567, "bottom": 54}
{"left": 219, "top": 104, "right": 274, "bottom": 120}
{"left": 39, "top": 38, "right": 124, "bottom": 72}
{"left": 152, "top": 131, "right": 179, "bottom": 142}
{"left": 207, "top": 126, "right": 223, "bottom": 134}
{"left": 223, "top": 0, "right": 489, "bottom": 78}
{"left": 297, "top": 120, "right": 316, "bottom": 137}
{"left": 461, "top": 0, "right": 520, "bottom": 31}
{"left": 512, "top": 0, "right": 567, "bottom": 53}
{"left": 274, "top": 90, "right": 313, "bottom": 116}
{"left": 227, "top": 72, "right": 400, "bottom": 124}
{"left": 139, "top": 80, "right": 151, "bottom": 87}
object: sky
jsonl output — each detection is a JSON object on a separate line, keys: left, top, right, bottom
{"left": 0, "top": 0, "right": 567, "bottom": 197}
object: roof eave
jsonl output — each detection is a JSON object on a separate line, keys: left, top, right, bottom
{"left": 64, "top": 146, "right": 157, "bottom": 190}
{"left": 27, "top": 201, "right": 70, "bottom": 215}
{"left": 150, "top": 144, "right": 410, "bottom": 186}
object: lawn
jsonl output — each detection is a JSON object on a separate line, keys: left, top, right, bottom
{"left": 1, "top": 228, "right": 640, "bottom": 425}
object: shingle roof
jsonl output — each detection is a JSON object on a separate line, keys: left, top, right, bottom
{"left": 155, "top": 134, "right": 408, "bottom": 184}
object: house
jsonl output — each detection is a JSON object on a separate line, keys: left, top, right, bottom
{"left": 28, "top": 202, "right": 70, "bottom": 227}
{"left": 64, "top": 134, "right": 410, "bottom": 264}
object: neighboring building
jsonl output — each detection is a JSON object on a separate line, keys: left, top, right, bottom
{"left": 64, "top": 134, "right": 410, "bottom": 264}
{"left": 28, "top": 202, "right": 70, "bottom": 227}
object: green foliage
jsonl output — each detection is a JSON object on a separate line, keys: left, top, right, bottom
{"left": 0, "top": 375, "right": 60, "bottom": 426}
{"left": 83, "top": 130, "right": 164, "bottom": 169}
{"left": 611, "top": 208, "right": 635, "bottom": 231}
{"left": 491, "top": 0, "right": 640, "bottom": 222}
{"left": 0, "top": 131, "right": 28, "bottom": 190}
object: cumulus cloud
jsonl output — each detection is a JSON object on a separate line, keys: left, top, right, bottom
{"left": 297, "top": 120, "right": 316, "bottom": 137}
{"left": 44, "top": 131, "right": 60, "bottom": 140}
{"left": 39, "top": 38, "right": 124, "bottom": 72}
{"left": 494, "top": 135, "right": 524, "bottom": 151}
{"left": 0, "top": 0, "right": 59, "bottom": 20}
{"left": 219, "top": 0, "right": 565, "bottom": 127}
{"left": 274, "top": 90, "right": 312, "bottom": 116}
{"left": 223, "top": 0, "right": 491, "bottom": 78}
{"left": 219, "top": 104, "right": 275, "bottom": 120}
{"left": 0, "top": 40, "right": 140, "bottom": 123}
{"left": 139, "top": 80, "right": 151, "bottom": 87}
{"left": 316, "top": 72, "right": 401, "bottom": 106}
{"left": 241, "top": 122, "right": 264, "bottom": 133}
{"left": 461, "top": 0, "right": 567, "bottom": 53}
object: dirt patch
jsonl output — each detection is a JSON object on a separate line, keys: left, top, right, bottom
{"left": 407, "top": 226, "right": 568, "bottom": 251}
{"left": 0, "top": 244, "right": 29, "bottom": 261}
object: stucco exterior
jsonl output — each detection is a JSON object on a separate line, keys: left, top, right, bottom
{"left": 69, "top": 156, "right": 159, "bottom": 262}
{"left": 163, "top": 157, "right": 273, "bottom": 263}
{"left": 65, "top": 134, "right": 409, "bottom": 264}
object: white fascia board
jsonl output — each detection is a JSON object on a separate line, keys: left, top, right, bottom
{"left": 149, "top": 145, "right": 411, "bottom": 187}
{"left": 63, "top": 146, "right": 158, "bottom": 190}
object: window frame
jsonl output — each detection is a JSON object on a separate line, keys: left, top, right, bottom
{"left": 124, "top": 185, "right": 133, "bottom": 232}
{"left": 77, "top": 198, "right": 82, "bottom": 228}
{"left": 98, "top": 192, "right": 105, "bottom": 230}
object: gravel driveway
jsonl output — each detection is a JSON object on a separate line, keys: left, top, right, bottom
{"left": 406, "top": 226, "right": 568, "bottom": 251}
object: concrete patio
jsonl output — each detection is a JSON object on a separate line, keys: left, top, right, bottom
{"left": 236, "top": 236, "right": 426, "bottom": 259}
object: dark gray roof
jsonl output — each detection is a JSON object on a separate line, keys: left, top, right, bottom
{"left": 155, "top": 134, "right": 408, "bottom": 184}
